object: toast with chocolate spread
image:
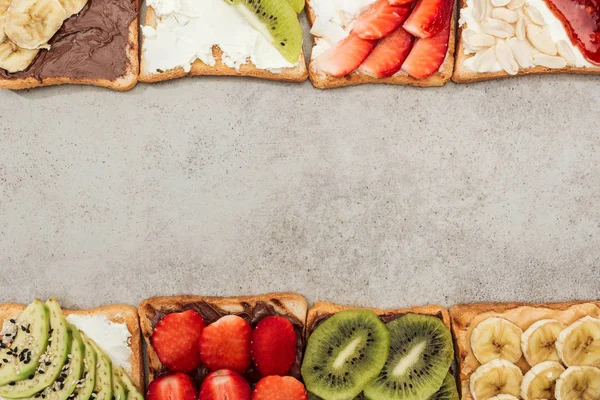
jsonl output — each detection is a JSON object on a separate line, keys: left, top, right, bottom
{"left": 138, "top": 293, "right": 308, "bottom": 385}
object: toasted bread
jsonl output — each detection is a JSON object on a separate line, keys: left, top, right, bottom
{"left": 451, "top": 0, "right": 600, "bottom": 83}
{"left": 138, "top": 7, "right": 308, "bottom": 83}
{"left": 139, "top": 292, "right": 308, "bottom": 383}
{"left": 0, "top": 0, "right": 139, "bottom": 91}
{"left": 0, "top": 302, "right": 143, "bottom": 390}
{"left": 449, "top": 300, "right": 600, "bottom": 400}
{"left": 305, "top": 0, "right": 456, "bottom": 89}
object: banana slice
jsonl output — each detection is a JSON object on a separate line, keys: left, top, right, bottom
{"left": 0, "top": 37, "right": 38, "bottom": 71}
{"left": 521, "top": 360, "right": 565, "bottom": 400}
{"left": 471, "top": 317, "right": 524, "bottom": 364}
{"left": 489, "top": 396, "right": 520, "bottom": 400}
{"left": 555, "top": 366, "right": 600, "bottom": 400}
{"left": 4, "top": 0, "right": 65, "bottom": 49}
{"left": 56, "top": 0, "right": 86, "bottom": 17}
{"left": 555, "top": 316, "right": 600, "bottom": 367}
{"left": 522, "top": 319, "right": 566, "bottom": 366}
{"left": 0, "top": 0, "right": 11, "bottom": 14}
{"left": 470, "top": 359, "right": 523, "bottom": 400}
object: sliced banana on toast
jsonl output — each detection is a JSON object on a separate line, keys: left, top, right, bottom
{"left": 522, "top": 319, "right": 566, "bottom": 366}
{"left": 470, "top": 359, "right": 523, "bottom": 400}
{"left": 521, "top": 360, "right": 565, "bottom": 400}
{"left": 56, "top": 0, "right": 86, "bottom": 17}
{"left": 555, "top": 316, "right": 600, "bottom": 367}
{"left": 471, "top": 317, "right": 524, "bottom": 364}
{"left": 554, "top": 366, "right": 600, "bottom": 400}
{"left": 488, "top": 396, "right": 520, "bottom": 400}
{"left": 0, "top": 38, "right": 38, "bottom": 72}
{"left": 4, "top": 0, "right": 65, "bottom": 49}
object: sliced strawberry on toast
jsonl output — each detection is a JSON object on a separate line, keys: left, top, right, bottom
{"left": 352, "top": 0, "right": 412, "bottom": 40}
{"left": 358, "top": 26, "right": 415, "bottom": 78}
{"left": 147, "top": 373, "right": 198, "bottom": 400}
{"left": 199, "top": 370, "right": 251, "bottom": 400}
{"left": 401, "top": 18, "right": 450, "bottom": 79}
{"left": 388, "top": 0, "right": 414, "bottom": 4}
{"left": 152, "top": 310, "right": 206, "bottom": 373}
{"left": 313, "top": 34, "right": 376, "bottom": 77}
{"left": 251, "top": 316, "right": 297, "bottom": 377}
{"left": 199, "top": 315, "right": 252, "bottom": 374}
{"left": 403, "top": 0, "right": 453, "bottom": 38}
{"left": 252, "top": 376, "right": 308, "bottom": 400}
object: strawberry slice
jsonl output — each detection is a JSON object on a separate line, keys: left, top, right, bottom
{"left": 352, "top": 0, "right": 412, "bottom": 40}
{"left": 401, "top": 18, "right": 450, "bottom": 79}
{"left": 152, "top": 310, "right": 206, "bottom": 373}
{"left": 314, "top": 34, "right": 376, "bottom": 77}
{"left": 147, "top": 373, "right": 197, "bottom": 400}
{"left": 403, "top": 0, "right": 453, "bottom": 38}
{"left": 251, "top": 316, "right": 297, "bottom": 377}
{"left": 199, "top": 315, "right": 252, "bottom": 374}
{"left": 199, "top": 370, "right": 251, "bottom": 400}
{"left": 388, "top": 0, "right": 414, "bottom": 5}
{"left": 358, "top": 26, "right": 415, "bottom": 78}
{"left": 252, "top": 376, "right": 308, "bottom": 400}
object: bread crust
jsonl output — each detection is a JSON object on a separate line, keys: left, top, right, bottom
{"left": 138, "top": 292, "right": 308, "bottom": 383}
{"left": 138, "top": 7, "right": 308, "bottom": 83}
{"left": 0, "top": 0, "right": 139, "bottom": 91}
{"left": 0, "top": 302, "right": 143, "bottom": 390}
{"left": 450, "top": 300, "right": 600, "bottom": 399}
{"left": 305, "top": 0, "right": 456, "bottom": 88}
{"left": 451, "top": 0, "right": 600, "bottom": 83}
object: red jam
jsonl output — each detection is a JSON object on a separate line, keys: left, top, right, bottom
{"left": 543, "top": 0, "right": 600, "bottom": 65}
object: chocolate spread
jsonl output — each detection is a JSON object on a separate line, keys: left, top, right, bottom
{"left": 0, "top": 0, "right": 137, "bottom": 81}
{"left": 148, "top": 300, "right": 305, "bottom": 386}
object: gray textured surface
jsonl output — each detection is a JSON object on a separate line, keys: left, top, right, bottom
{"left": 1, "top": 72, "right": 599, "bottom": 310}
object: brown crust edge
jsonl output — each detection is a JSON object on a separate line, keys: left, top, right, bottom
{"left": 138, "top": 292, "right": 308, "bottom": 384}
{"left": 304, "top": 0, "right": 456, "bottom": 89}
{"left": 451, "top": 0, "right": 600, "bottom": 83}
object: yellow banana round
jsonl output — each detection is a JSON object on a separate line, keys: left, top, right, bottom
{"left": 4, "top": 0, "right": 66, "bottom": 49}
{"left": 522, "top": 319, "right": 566, "bottom": 366}
{"left": 555, "top": 366, "right": 600, "bottom": 400}
{"left": 0, "top": 36, "right": 38, "bottom": 72}
{"left": 521, "top": 360, "right": 565, "bottom": 400}
{"left": 471, "top": 317, "right": 524, "bottom": 364}
{"left": 470, "top": 359, "right": 523, "bottom": 400}
{"left": 555, "top": 316, "right": 600, "bottom": 367}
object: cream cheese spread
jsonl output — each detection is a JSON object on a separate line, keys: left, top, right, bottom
{"left": 459, "top": 0, "right": 593, "bottom": 71}
{"left": 66, "top": 314, "right": 133, "bottom": 374}
{"left": 141, "top": 0, "right": 298, "bottom": 74}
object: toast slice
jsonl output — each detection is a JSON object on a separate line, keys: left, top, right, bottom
{"left": 0, "top": 0, "right": 139, "bottom": 91}
{"left": 138, "top": 7, "right": 308, "bottom": 83}
{"left": 139, "top": 292, "right": 308, "bottom": 384}
{"left": 0, "top": 302, "right": 143, "bottom": 390}
{"left": 452, "top": 0, "right": 600, "bottom": 83}
{"left": 449, "top": 300, "right": 600, "bottom": 400}
{"left": 305, "top": 0, "right": 456, "bottom": 89}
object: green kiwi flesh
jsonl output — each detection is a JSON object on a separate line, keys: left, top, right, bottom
{"left": 285, "top": 0, "right": 304, "bottom": 13}
{"left": 427, "top": 374, "right": 459, "bottom": 400}
{"left": 364, "top": 314, "right": 454, "bottom": 400}
{"left": 223, "top": 0, "right": 302, "bottom": 64}
{"left": 301, "top": 310, "right": 390, "bottom": 400}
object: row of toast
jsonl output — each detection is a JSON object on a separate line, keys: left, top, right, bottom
{"left": 0, "top": 0, "right": 597, "bottom": 91}
{"left": 2, "top": 294, "right": 600, "bottom": 399}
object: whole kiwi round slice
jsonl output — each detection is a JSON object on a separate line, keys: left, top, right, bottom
{"left": 427, "top": 374, "right": 459, "bottom": 400}
{"left": 302, "top": 309, "right": 390, "bottom": 400}
{"left": 223, "top": 0, "right": 302, "bottom": 64}
{"left": 364, "top": 314, "right": 454, "bottom": 400}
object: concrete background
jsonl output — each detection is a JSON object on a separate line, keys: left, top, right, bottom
{"left": 1, "top": 46, "right": 599, "bottom": 310}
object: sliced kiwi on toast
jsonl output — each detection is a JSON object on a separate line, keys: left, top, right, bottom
{"left": 364, "top": 314, "right": 454, "bottom": 400}
{"left": 427, "top": 374, "right": 459, "bottom": 400}
{"left": 223, "top": 0, "right": 302, "bottom": 64}
{"left": 301, "top": 309, "right": 390, "bottom": 400}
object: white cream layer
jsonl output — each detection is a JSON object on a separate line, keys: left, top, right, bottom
{"left": 142, "top": 0, "right": 297, "bottom": 74}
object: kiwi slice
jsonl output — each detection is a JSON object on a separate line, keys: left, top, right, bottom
{"left": 223, "top": 0, "right": 302, "bottom": 64}
{"left": 364, "top": 314, "right": 454, "bottom": 400}
{"left": 308, "top": 392, "right": 367, "bottom": 400}
{"left": 301, "top": 310, "right": 390, "bottom": 400}
{"left": 285, "top": 0, "right": 304, "bottom": 14}
{"left": 427, "top": 374, "right": 459, "bottom": 400}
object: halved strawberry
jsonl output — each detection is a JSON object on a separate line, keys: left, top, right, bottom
{"left": 199, "top": 315, "right": 252, "bottom": 374}
{"left": 251, "top": 316, "right": 296, "bottom": 377}
{"left": 152, "top": 310, "right": 206, "bottom": 373}
{"left": 358, "top": 26, "right": 414, "bottom": 78}
{"left": 252, "top": 376, "right": 307, "bottom": 400}
{"left": 352, "top": 0, "right": 412, "bottom": 40}
{"left": 314, "top": 34, "right": 376, "bottom": 77}
{"left": 401, "top": 18, "right": 450, "bottom": 79}
{"left": 403, "top": 0, "right": 453, "bottom": 38}
{"left": 389, "top": 0, "right": 414, "bottom": 5}
{"left": 199, "top": 370, "right": 251, "bottom": 400}
{"left": 147, "top": 373, "right": 197, "bottom": 400}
